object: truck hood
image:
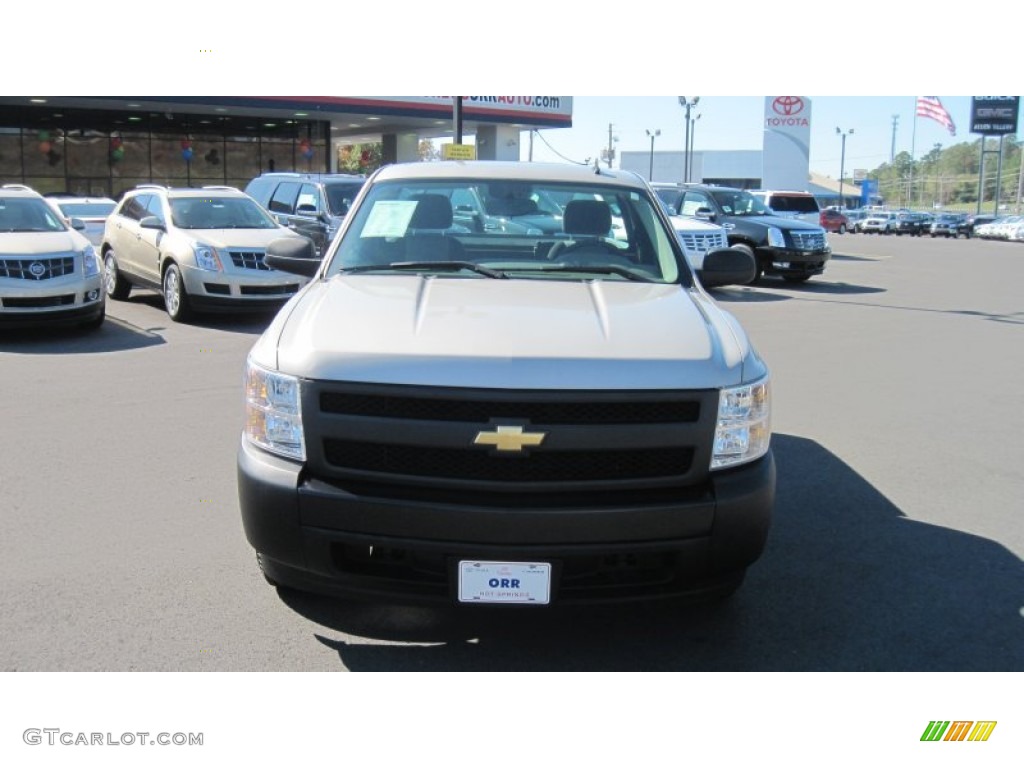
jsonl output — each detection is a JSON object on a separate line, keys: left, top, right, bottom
{"left": 257, "top": 274, "right": 755, "bottom": 389}
{"left": 731, "top": 214, "right": 823, "bottom": 231}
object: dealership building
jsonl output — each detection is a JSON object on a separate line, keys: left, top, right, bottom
{"left": 0, "top": 96, "right": 572, "bottom": 198}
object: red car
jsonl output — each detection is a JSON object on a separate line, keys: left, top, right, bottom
{"left": 820, "top": 209, "right": 849, "bottom": 233}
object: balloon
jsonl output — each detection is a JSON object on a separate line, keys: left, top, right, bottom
{"left": 39, "top": 141, "right": 52, "bottom": 154}
{"left": 182, "top": 148, "right": 194, "bottom": 161}
{"left": 38, "top": 130, "right": 50, "bottom": 141}
{"left": 111, "top": 147, "right": 125, "bottom": 162}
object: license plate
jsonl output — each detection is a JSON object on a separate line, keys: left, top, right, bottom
{"left": 458, "top": 561, "right": 551, "bottom": 604}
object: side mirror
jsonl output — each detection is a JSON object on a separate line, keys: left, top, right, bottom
{"left": 69, "top": 217, "right": 87, "bottom": 231}
{"left": 264, "top": 236, "right": 321, "bottom": 277}
{"left": 697, "top": 246, "right": 756, "bottom": 288}
{"left": 295, "top": 203, "right": 318, "bottom": 216}
{"left": 694, "top": 207, "right": 716, "bottom": 222}
{"left": 139, "top": 216, "right": 165, "bottom": 231}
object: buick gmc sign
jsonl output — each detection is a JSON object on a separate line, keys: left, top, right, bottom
{"left": 970, "top": 96, "right": 1019, "bottom": 135}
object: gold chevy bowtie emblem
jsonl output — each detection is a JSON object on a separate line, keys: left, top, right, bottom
{"left": 474, "top": 425, "right": 546, "bottom": 453}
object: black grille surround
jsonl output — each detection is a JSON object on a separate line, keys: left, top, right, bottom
{"left": 228, "top": 250, "right": 270, "bottom": 271}
{"left": 303, "top": 381, "right": 719, "bottom": 504}
{"left": 0, "top": 255, "right": 75, "bottom": 280}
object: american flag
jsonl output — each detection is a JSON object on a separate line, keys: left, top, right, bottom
{"left": 916, "top": 96, "right": 956, "bottom": 136}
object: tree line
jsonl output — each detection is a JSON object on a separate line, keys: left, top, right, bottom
{"left": 865, "top": 135, "right": 1021, "bottom": 210}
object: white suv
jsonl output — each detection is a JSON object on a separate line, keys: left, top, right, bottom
{"left": 101, "top": 185, "right": 309, "bottom": 322}
{"left": 0, "top": 184, "right": 104, "bottom": 330}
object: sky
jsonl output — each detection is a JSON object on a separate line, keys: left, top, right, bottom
{"left": 518, "top": 96, "right": 1001, "bottom": 178}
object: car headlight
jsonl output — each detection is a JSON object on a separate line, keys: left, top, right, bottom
{"left": 194, "top": 245, "right": 223, "bottom": 272}
{"left": 767, "top": 227, "right": 785, "bottom": 248}
{"left": 244, "top": 359, "right": 305, "bottom": 461}
{"left": 711, "top": 377, "right": 771, "bottom": 470}
{"left": 81, "top": 244, "right": 100, "bottom": 277}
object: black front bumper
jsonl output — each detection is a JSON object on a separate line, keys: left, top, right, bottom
{"left": 0, "top": 299, "right": 104, "bottom": 328}
{"left": 756, "top": 247, "right": 830, "bottom": 277}
{"left": 237, "top": 438, "right": 775, "bottom": 605}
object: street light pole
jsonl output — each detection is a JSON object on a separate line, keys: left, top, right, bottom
{"left": 837, "top": 127, "right": 854, "bottom": 209}
{"left": 678, "top": 97, "right": 699, "bottom": 184}
{"left": 688, "top": 114, "right": 701, "bottom": 182}
{"left": 645, "top": 128, "right": 660, "bottom": 180}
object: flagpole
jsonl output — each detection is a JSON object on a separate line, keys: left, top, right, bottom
{"left": 909, "top": 97, "right": 917, "bottom": 208}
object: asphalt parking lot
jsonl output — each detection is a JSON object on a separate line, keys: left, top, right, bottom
{"left": 1, "top": 233, "right": 1021, "bottom": 672}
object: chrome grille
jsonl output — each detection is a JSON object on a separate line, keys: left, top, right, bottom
{"left": 0, "top": 256, "right": 75, "bottom": 280}
{"left": 679, "top": 231, "right": 727, "bottom": 253}
{"left": 228, "top": 250, "right": 270, "bottom": 271}
{"left": 790, "top": 231, "right": 826, "bottom": 250}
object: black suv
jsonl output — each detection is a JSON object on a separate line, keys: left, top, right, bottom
{"left": 653, "top": 183, "right": 830, "bottom": 283}
{"left": 244, "top": 172, "right": 366, "bottom": 255}
{"left": 894, "top": 212, "right": 932, "bottom": 236}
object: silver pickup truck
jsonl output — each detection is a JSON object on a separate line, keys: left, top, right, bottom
{"left": 238, "top": 161, "right": 775, "bottom": 607}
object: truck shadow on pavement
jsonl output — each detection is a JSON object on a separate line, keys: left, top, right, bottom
{"left": 279, "top": 434, "right": 1023, "bottom": 671}
{"left": 0, "top": 314, "right": 165, "bottom": 354}
{"left": 713, "top": 280, "right": 885, "bottom": 303}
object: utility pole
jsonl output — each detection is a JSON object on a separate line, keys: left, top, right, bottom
{"left": 837, "top": 128, "right": 853, "bottom": 209}
{"left": 605, "top": 123, "right": 615, "bottom": 168}
{"left": 890, "top": 114, "right": 899, "bottom": 164}
{"left": 1016, "top": 140, "right": 1023, "bottom": 213}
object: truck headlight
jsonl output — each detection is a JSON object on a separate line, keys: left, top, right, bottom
{"left": 81, "top": 245, "right": 100, "bottom": 276}
{"left": 244, "top": 360, "right": 305, "bottom": 461}
{"left": 711, "top": 377, "right": 771, "bottom": 470}
{"left": 767, "top": 227, "right": 785, "bottom": 248}
{"left": 194, "top": 245, "right": 223, "bottom": 272}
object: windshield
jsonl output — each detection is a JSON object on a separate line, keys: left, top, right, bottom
{"left": 170, "top": 197, "right": 279, "bottom": 229}
{"left": 708, "top": 189, "right": 771, "bottom": 216}
{"left": 57, "top": 202, "right": 116, "bottom": 218}
{"left": 0, "top": 198, "right": 68, "bottom": 232}
{"left": 327, "top": 178, "right": 688, "bottom": 284}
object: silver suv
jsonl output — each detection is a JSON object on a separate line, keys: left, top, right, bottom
{"left": 101, "top": 185, "right": 309, "bottom": 322}
{"left": 238, "top": 161, "right": 774, "bottom": 607}
{"left": 0, "top": 184, "right": 105, "bottom": 329}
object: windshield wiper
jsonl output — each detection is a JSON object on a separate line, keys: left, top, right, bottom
{"left": 341, "top": 261, "right": 507, "bottom": 279}
{"left": 510, "top": 264, "right": 653, "bottom": 282}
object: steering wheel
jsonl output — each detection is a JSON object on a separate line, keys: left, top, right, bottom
{"left": 547, "top": 239, "right": 625, "bottom": 261}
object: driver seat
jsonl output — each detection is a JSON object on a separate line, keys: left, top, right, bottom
{"left": 546, "top": 199, "right": 612, "bottom": 261}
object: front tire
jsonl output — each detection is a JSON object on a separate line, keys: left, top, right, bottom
{"left": 838, "top": 224, "right": 847, "bottom": 234}
{"left": 103, "top": 251, "right": 131, "bottom": 300}
{"left": 162, "top": 263, "right": 194, "bottom": 322}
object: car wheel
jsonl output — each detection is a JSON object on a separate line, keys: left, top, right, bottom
{"left": 103, "top": 250, "right": 131, "bottom": 300}
{"left": 838, "top": 224, "right": 846, "bottom": 234}
{"left": 162, "top": 263, "right": 194, "bottom": 322}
